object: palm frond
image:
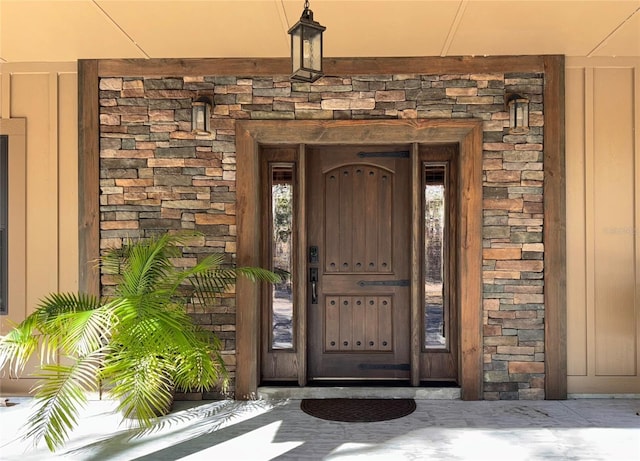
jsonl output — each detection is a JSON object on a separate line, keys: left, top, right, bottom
{"left": 37, "top": 292, "right": 102, "bottom": 319}
{"left": 235, "top": 266, "right": 282, "bottom": 284}
{"left": 188, "top": 255, "right": 280, "bottom": 309}
{"left": 24, "top": 349, "right": 106, "bottom": 451}
{"left": 102, "top": 233, "right": 180, "bottom": 296}
{"left": 113, "top": 294, "right": 184, "bottom": 333}
{"left": 4, "top": 231, "right": 275, "bottom": 451}
{"left": 173, "top": 341, "right": 227, "bottom": 392}
{"left": 0, "top": 293, "right": 102, "bottom": 375}
{"left": 54, "top": 306, "right": 116, "bottom": 357}
{"left": 0, "top": 326, "right": 40, "bottom": 376}
{"left": 108, "top": 354, "right": 174, "bottom": 426}
{"left": 36, "top": 293, "right": 105, "bottom": 361}
{"left": 119, "top": 243, "right": 173, "bottom": 296}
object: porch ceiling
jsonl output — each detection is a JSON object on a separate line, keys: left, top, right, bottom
{"left": 0, "top": 0, "right": 638, "bottom": 64}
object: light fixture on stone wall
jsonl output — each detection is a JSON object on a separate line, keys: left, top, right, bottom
{"left": 191, "top": 96, "right": 212, "bottom": 135}
{"left": 288, "top": 0, "right": 326, "bottom": 82}
{"left": 506, "top": 93, "right": 530, "bottom": 134}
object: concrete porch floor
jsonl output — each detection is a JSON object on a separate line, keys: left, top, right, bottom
{"left": 1, "top": 397, "right": 638, "bottom": 460}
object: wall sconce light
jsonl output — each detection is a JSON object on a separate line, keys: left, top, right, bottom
{"left": 191, "top": 96, "right": 212, "bottom": 135}
{"left": 506, "top": 93, "right": 530, "bottom": 134}
{"left": 288, "top": 0, "right": 326, "bottom": 82}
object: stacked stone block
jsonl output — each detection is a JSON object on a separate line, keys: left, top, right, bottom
{"left": 481, "top": 74, "right": 545, "bottom": 400}
{"left": 99, "top": 72, "right": 545, "bottom": 399}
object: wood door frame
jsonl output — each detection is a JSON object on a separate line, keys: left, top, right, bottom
{"left": 417, "top": 145, "right": 460, "bottom": 383}
{"left": 236, "top": 119, "right": 484, "bottom": 399}
{"left": 259, "top": 146, "right": 304, "bottom": 384}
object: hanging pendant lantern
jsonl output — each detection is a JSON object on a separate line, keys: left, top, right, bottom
{"left": 288, "top": 0, "right": 326, "bottom": 83}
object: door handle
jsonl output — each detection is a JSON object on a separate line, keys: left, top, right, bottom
{"left": 310, "top": 268, "right": 318, "bottom": 304}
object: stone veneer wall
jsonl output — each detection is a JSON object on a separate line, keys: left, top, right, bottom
{"left": 98, "top": 72, "right": 545, "bottom": 400}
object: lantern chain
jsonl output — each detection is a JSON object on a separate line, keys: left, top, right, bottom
{"left": 304, "top": 0, "right": 310, "bottom": 10}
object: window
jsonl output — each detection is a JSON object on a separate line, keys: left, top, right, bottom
{"left": 0, "top": 135, "right": 7, "bottom": 314}
{"left": 424, "top": 163, "right": 447, "bottom": 349}
{"left": 269, "top": 164, "right": 295, "bottom": 350}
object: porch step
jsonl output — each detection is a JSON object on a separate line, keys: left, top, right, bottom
{"left": 257, "top": 386, "right": 461, "bottom": 400}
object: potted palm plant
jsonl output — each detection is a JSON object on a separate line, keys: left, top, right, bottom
{"left": 0, "top": 232, "right": 279, "bottom": 451}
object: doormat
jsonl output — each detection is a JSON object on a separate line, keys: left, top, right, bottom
{"left": 300, "top": 398, "right": 416, "bottom": 422}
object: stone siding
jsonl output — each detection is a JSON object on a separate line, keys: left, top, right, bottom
{"left": 99, "top": 72, "right": 545, "bottom": 399}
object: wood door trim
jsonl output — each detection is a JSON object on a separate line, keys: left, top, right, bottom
{"left": 410, "top": 143, "right": 421, "bottom": 387}
{"left": 259, "top": 147, "right": 300, "bottom": 382}
{"left": 418, "top": 145, "right": 460, "bottom": 383}
{"left": 459, "top": 124, "right": 484, "bottom": 400}
{"left": 543, "top": 55, "right": 567, "bottom": 399}
{"left": 77, "top": 59, "right": 100, "bottom": 297}
{"left": 297, "top": 145, "right": 308, "bottom": 386}
{"left": 236, "top": 119, "right": 483, "bottom": 399}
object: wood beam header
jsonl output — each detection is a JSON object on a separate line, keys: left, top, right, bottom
{"left": 97, "top": 55, "right": 549, "bottom": 77}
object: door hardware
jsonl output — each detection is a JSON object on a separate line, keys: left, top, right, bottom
{"left": 357, "top": 280, "right": 410, "bottom": 287}
{"left": 308, "top": 245, "right": 319, "bottom": 263}
{"left": 358, "top": 363, "right": 411, "bottom": 371}
{"left": 357, "top": 151, "right": 410, "bottom": 158}
{"left": 310, "top": 267, "right": 318, "bottom": 304}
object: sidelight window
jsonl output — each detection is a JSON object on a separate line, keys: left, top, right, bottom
{"left": 269, "top": 164, "right": 295, "bottom": 349}
{"left": 424, "top": 164, "right": 447, "bottom": 349}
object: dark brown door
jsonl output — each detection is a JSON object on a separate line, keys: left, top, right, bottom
{"left": 307, "top": 145, "right": 411, "bottom": 380}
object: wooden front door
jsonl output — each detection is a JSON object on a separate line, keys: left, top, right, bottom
{"left": 307, "top": 145, "right": 411, "bottom": 380}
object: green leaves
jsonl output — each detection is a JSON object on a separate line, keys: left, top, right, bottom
{"left": 0, "top": 293, "right": 103, "bottom": 376}
{"left": 189, "top": 254, "right": 281, "bottom": 309}
{"left": 107, "top": 354, "right": 175, "bottom": 424}
{"left": 0, "top": 325, "right": 35, "bottom": 374}
{"left": 25, "top": 349, "right": 105, "bottom": 451}
{"left": 0, "top": 231, "right": 277, "bottom": 451}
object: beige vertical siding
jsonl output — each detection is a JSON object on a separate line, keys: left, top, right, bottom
{"left": 566, "top": 57, "right": 640, "bottom": 394}
{"left": 0, "top": 63, "right": 78, "bottom": 394}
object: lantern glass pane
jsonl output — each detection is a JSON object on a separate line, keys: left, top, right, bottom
{"left": 509, "top": 102, "right": 516, "bottom": 128}
{"left": 516, "top": 104, "right": 524, "bottom": 127}
{"left": 191, "top": 105, "right": 200, "bottom": 132}
{"left": 197, "top": 107, "right": 205, "bottom": 125}
{"left": 508, "top": 98, "right": 529, "bottom": 133}
{"left": 204, "top": 103, "right": 210, "bottom": 133}
{"left": 291, "top": 29, "right": 301, "bottom": 73}
{"left": 191, "top": 102, "right": 211, "bottom": 134}
{"left": 302, "top": 27, "right": 321, "bottom": 71}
